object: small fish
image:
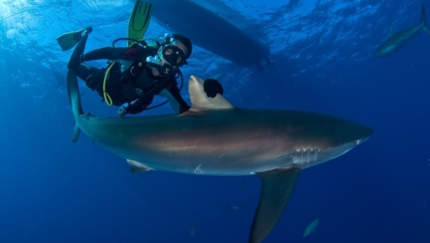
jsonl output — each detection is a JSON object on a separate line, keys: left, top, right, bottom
{"left": 303, "top": 214, "right": 321, "bottom": 237}
{"left": 190, "top": 223, "right": 197, "bottom": 237}
{"left": 228, "top": 205, "right": 243, "bottom": 210}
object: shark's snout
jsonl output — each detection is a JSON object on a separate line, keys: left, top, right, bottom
{"left": 355, "top": 124, "right": 373, "bottom": 145}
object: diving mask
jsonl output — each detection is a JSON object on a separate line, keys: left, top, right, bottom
{"left": 146, "top": 46, "right": 186, "bottom": 78}
{"left": 160, "top": 45, "right": 186, "bottom": 66}
{"left": 157, "top": 33, "right": 187, "bottom": 66}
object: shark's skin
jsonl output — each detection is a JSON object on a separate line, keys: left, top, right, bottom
{"left": 67, "top": 71, "right": 372, "bottom": 243}
{"left": 373, "top": 4, "right": 430, "bottom": 58}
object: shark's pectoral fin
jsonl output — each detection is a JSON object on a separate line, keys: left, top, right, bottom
{"left": 249, "top": 167, "right": 301, "bottom": 243}
{"left": 126, "top": 159, "right": 154, "bottom": 173}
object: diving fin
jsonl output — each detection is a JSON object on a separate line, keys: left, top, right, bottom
{"left": 56, "top": 27, "right": 92, "bottom": 51}
{"left": 128, "top": 0, "right": 153, "bottom": 47}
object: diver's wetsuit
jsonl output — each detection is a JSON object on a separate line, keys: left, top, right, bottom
{"left": 71, "top": 33, "right": 190, "bottom": 114}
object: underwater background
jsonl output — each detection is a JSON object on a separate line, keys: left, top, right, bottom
{"left": 1, "top": 0, "right": 430, "bottom": 242}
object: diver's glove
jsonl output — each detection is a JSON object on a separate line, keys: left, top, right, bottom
{"left": 203, "top": 79, "right": 224, "bottom": 98}
{"left": 67, "top": 54, "right": 85, "bottom": 69}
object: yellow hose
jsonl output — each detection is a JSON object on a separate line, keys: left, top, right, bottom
{"left": 103, "top": 62, "right": 115, "bottom": 106}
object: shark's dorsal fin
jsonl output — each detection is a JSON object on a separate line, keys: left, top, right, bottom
{"left": 390, "top": 27, "right": 396, "bottom": 36}
{"left": 249, "top": 167, "right": 301, "bottom": 243}
{"left": 188, "top": 75, "right": 234, "bottom": 112}
{"left": 127, "top": 159, "right": 153, "bottom": 173}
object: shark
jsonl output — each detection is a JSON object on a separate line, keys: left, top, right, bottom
{"left": 373, "top": 4, "right": 430, "bottom": 58}
{"left": 67, "top": 70, "right": 372, "bottom": 243}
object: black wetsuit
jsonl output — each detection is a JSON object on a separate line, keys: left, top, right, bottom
{"left": 75, "top": 45, "right": 190, "bottom": 114}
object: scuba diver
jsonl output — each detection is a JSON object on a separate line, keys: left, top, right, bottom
{"left": 57, "top": 27, "right": 224, "bottom": 117}
{"left": 56, "top": 1, "right": 223, "bottom": 117}
{"left": 57, "top": 27, "right": 190, "bottom": 116}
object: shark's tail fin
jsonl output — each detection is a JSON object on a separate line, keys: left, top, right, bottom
{"left": 67, "top": 69, "right": 84, "bottom": 143}
{"left": 421, "top": 4, "right": 430, "bottom": 34}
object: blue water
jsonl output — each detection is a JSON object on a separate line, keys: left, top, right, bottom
{"left": 1, "top": 0, "right": 430, "bottom": 242}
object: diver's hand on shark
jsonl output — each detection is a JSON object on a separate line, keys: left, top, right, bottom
{"left": 203, "top": 79, "right": 223, "bottom": 98}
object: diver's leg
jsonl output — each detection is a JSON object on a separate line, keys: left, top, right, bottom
{"left": 71, "top": 27, "right": 92, "bottom": 58}
{"left": 75, "top": 64, "right": 103, "bottom": 91}
{"left": 68, "top": 27, "right": 93, "bottom": 69}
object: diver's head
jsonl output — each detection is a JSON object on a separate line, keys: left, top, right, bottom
{"left": 146, "top": 33, "right": 192, "bottom": 78}
{"left": 172, "top": 33, "right": 192, "bottom": 61}
{"left": 159, "top": 33, "right": 192, "bottom": 67}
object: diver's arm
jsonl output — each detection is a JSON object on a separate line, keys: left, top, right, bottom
{"left": 83, "top": 45, "right": 157, "bottom": 62}
{"left": 82, "top": 47, "right": 130, "bottom": 61}
{"left": 159, "top": 82, "right": 190, "bottom": 114}
{"left": 118, "top": 83, "right": 189, "bottom": 117}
